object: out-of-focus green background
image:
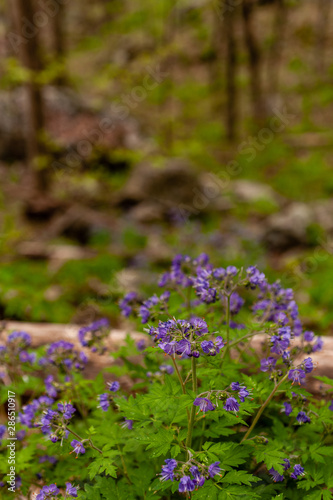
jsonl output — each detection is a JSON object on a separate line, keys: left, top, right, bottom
{"left": 0, "top": 0, "right": 333, "bottom": 336}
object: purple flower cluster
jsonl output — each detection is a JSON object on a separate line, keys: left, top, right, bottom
{"left": 0, "top": 331, "right": 36, "bottom": 367}
{"left": 149, "top": 318, "right": 224, "bottom": 359}
{"left": 36, "top": 484, "right": 60, "bottom": 500}
{"left": 139, "top": 292, "right": 170, "bottom": 324}
{"left": 119, "top": 292, "right": 138, "bottom": 317}
{"left": 160, "top": 458, "right": 221, "bottom": 493}
{"left": 269, "top": 459, "right": 305, "bottom": 482}
{"left": 98, "top": 381, "right": 120, "bottom": 411}
{"left": 36, "top": 482, "right": 77, "bottom": 499}
{"left": 78, "top": 318, "right": 110, "bottom": 354}
{"left": 19, "top": 396, "right": 54, "bottom": 429}
{"left": 193, "top": 383, "right": 250, "bottom": 415}
{"left": 42, "top": 341, "right": 88, "bottom": 372}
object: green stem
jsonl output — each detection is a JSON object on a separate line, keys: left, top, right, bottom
{"left": 117, "top": 444, "right": 132, "bottom": 485}
{"left": 220, "top": 294, "right": 231, "bottom": 370}
{"left": 66, "top": 427, "right": 103, "bottom": 455}
{"left": 240, "top": 373, "right": 289, "bottom": 443}
{"left": 171, "top": 357, "right": 190, "bottom": 422}
{"left": 185, "top": 357, "right": 197, "bottom": 450}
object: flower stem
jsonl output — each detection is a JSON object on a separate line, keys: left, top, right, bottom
{"left": 220, "top": 294, "right": 231, "bottom": 370}
{"left": 171, "top": 357, "right": 190, "bottom": 422}
{"left": 185, "top": 357, "right": 197, "bottom": 450}
{"left": 117, "top": 444, "right": 132, "bottom": 485}
{"left": 66, "top": 427, "right": 103, "bottom": 455}
{"left": 240, "top": 373, "right": 289, "bottom": 443}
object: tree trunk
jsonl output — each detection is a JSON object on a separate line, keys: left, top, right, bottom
{"left": 241, "top": 0, "right": 266, "bottom": 124}
{"left": 266, "top": 0, "right": 288, "bottom": 100}
{"left": 52, "top": 1, "right": 67, "bottom": 85}
{"left": 224, "top": 0, "right": 238, "bottom": 141}
{"left": 11, "top": 0, "right": 49, "bottom": 192}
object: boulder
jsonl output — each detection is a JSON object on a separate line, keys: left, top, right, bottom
{"left": 263, "top": 202, "right": 314, "bottom": 250}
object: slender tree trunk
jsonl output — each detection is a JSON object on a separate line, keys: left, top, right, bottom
{"left": 241, "top": 0, "right": 266, "bottom": 124}
{"left": 52, "top": 1, "right": 67, "bottom": 85}
{"left": 224, "top": 0, "right": 238, "bottom": 141}
{"left": 267, "top": 0, "right": 288, "bottom": 99}
{"left": 314, "top": 0, "right": 332, "bottom": 76}
{"left": 11, "top": 0, "right": 49, "bottom": 192}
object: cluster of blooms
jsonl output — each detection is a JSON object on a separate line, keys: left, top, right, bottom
{"left": 269, "top": 459, "right": 305, "bottom": 482}
{"left": 40, "top": 402, "right": 76, "bottom": 443}
{"left": 78, "top": 318, "right": 110, "bottom": 354}
{"left": 19, "top": 398, "right": 76, "bottom": 446}
{"left": 147, "top": 364, "right": 174, "bottom": 378}
{"left": 98, "top": 381, "right": 120, "bottom": 411}
{"left": 35, "top": 482, "right": 77, "bottom": 499}
{"left": 0, "top": 331, "right": 36, "bottom": 367}
{"left": 193, "top": 382, "right": 250, "bottom": 414}
{"left": 120, "top": 254, "right": 323, "bottom": 371}
{"left": 39, "top": 341, "right": 88, "bottom": 373}
{"left": 282, "top": 392, "right": 311, "bottom": 423}
{"left": 160, "top": 458, "right": 222, "bottom": 492}
{"left": 120, "top": 290, "right": 171, "bottom": 324}
{"left": 19, "top": 396, "right": 55, "bottom": 429}
{"left": 147, "top": 318, "right": 224, "bottom": 359}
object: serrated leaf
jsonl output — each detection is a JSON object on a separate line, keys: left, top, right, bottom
{"left": 221, "top": 470, "right": 260, "bottom": 486}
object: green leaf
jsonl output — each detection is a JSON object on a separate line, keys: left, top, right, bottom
{"left": 221, "top": 470, "right": 260, "bottom": 486}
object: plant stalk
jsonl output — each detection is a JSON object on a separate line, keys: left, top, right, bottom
{"left": 185, "top": 357, "right": 197, "bottom": 450}
{"left": 241, "top": 373, "right": 289, "bottom": 442}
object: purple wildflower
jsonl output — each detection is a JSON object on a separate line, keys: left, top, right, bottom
{"left": 176, "top": 339, "right": 192, "bottom": 357}
{"left": 239, "top": 387, "right": 250, "bottom": 402}
{"left": 269, "top": 468, "right": 284, "bottom": 482}
{"left": 288, "top": 369, "right": 306, "bottom": 385}
{"left": 312, "top": 337, "right": 323, "bottom": 352}
{"left": 108, "top": 381, "right": 120, "bottom": 392}
{"left": 98, "top": 393, "right": 110, "bottom": 412}
{"left": 247, "top": 266, "right": 266, "bottom": 287}
{"left": 201, "top": 340, "right": 216, "bottom": 356}
{"left": 70, "top": 440, "right": 85, "bottom": 457}
{"left": 303, "top": 357, "right": 313, "bottom": 373}
{"left": 190, "top": 466, "right": 205, "bottom": 487}
{"left": 215, "top": 336, "right": 225, "bottom": 349}
{"left": 329, "top": 401, "right": 333, "bottom": 411}
{"left": 296, "top": 411, "right": 311, "bottom": 424}
{"left": 224, "top": 397, "right": 239, "bottom": 412}
{"left": 66, "top": 482, "right": 78, "bottom": 497}
{"left": 303, "top": 331, "right": 314, "bottom": 342}
{"left": 290, "top": 464, "right": 305, "bottom": 479}
{"left": 36, "top": 484, "right": 60, "bottom": 500}
{"left": 193, "top": 397, "right": 215, "bottom": 413}
{"left": 283, "top": 402, "right": 292, "bottom": 416}
{"left": 121, "top": 419, "right": 133, "bottom": 430}
{"left": 160, "top": 459, "right": 177, "bottom": 482}
{"left": 159, "top": 364, "right": 174, "bottom": 375}
{"left": 57, "top": 402, "right": 76, "bottom": 420}
{"left": 179, "top": 476, "right": 195, "bottom": 493}
{"left": 208, "top": 462, "right": 221, "bottom": 478}
{"left": 260, "top": 357, "right": 277, "bottom": 372}
{"left": 136, "top": 339, "right": 146, "bottom": 351}
{"left": 119, "top": 292, "right": 137, "bottom": 317}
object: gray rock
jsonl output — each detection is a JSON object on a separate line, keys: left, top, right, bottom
{"left": 232, "top": 180, "right": 282, "bottom": 206}
{"left": 114, "top": 159, "right": 202, "bottom": 215}
{"left": 264, "top": 202, "right": 314, "bottom": 250}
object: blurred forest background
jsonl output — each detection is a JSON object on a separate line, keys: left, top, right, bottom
{"left": 0, "top": 0, "right": 333, "bottom": 338}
